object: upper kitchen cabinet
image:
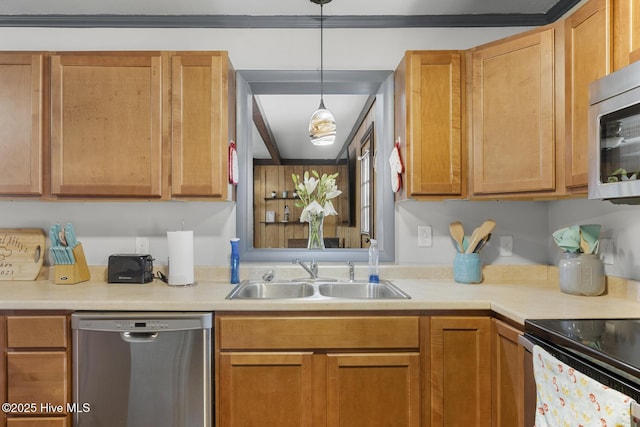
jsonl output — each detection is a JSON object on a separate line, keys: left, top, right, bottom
{"left": 470, "top": 27, "right": 556, "bottom": 196}
{"left": 565, "top": 0, "right": 610, "bottom": 190}
{"left": 612, "top": 0, "right": 640, "bottom": 70}
{"left": 395, "top": 51, "right": 465, "bottom": 199}
{"left": 50, "top": 52, "right": 167, "bottom": 198}
{"left": 0, "top": 53, "right": 46, "bottom": 196}
{"left": 171, "top": 52, "right": 235, "bottom": 200}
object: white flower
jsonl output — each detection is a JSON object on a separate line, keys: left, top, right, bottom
{"left": 323, "top": 200, "right": 337, "bottom": 216}
{"left": 292, "top": 170, "right": 341, "bottom": 219}
{"left": 324, "top": 189, "right": 342, "bottom": 200}
{"left": 303, "top": 176, "right": 318, "bottom": 195}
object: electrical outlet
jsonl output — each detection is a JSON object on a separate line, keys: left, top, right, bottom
{"left": 418, "top": 225, "right": 432, "bottom": 247}
{"left": 499, "top": 235, "right": 513, "bottom": 256}
{"left": 135, "top": 237, "right": 150, "bottom": 254}
{"left": 600, "top": 238, "right": 614, "bottom": 265}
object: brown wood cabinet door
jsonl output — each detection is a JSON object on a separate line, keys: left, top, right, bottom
{"left": 565, "top": 0, "right": 610, "bottom": 189}
{"left": 50, "top": 52, "right": 165, "bottom": 197}
{"left": 7, "top": 418, "right": 67, "bottom": 427}
{"left": 492, "top": 319, "right": 526, "bottom": 427}
{"left": 171, "top": 52, "right": 231, "bottom": 198}
{"left": 327, "top": 353, "right": 421, "bottom": 427}
{"left": 6, "top": 352, "right": 68, "bottom": 414}
{"left": 218, "top": 352, "right": 315, "bottom": 427}
{"left": 0, "top": 53, "right": 44, "bottom": 196}
{"left": 430, "top": 316, "right": 492, "bottom": 427}
{"left": 6, "top": 316, "right": 67, "bottom": 349}
{"left": 612, "top": 0, "right": 640, "bottom": 70}
{"left": 402, "top": 51, "right": 463, "bottom": 197}
{"left": 472, "top": 29, "right": 555, "bottom": 195}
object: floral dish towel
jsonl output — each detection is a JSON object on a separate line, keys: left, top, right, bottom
{"left": 533, "top": 345, "right": 634, "bottom": 427}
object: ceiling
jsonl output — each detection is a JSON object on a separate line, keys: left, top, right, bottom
{"left": 253, "top": 94, "right": 370, "bottom": 160}
{"left": 0, "top": 0, "right": 580, "bottom": 162}
{"left": 0, "top": 0, "right": 569, "bottom": 16}
{"left": 0, "top": 0, "right": 581, "bottom": 28}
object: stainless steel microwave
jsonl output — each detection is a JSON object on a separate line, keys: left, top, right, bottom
{"left": 589, "top": 60, "right": 640, "bottom": 204}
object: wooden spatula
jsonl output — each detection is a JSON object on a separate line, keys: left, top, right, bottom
{"left": 449, "top": 221, "right": 465, "bottom": 253}
{"left": 466, "top": 220, "right": 496, "bottom": 254}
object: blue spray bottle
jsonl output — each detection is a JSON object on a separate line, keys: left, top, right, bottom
{"left": 230, "top": 238, "right": 240, "bottom": 284}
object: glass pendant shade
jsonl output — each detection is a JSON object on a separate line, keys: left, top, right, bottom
{"left": 309, "top": 99, "right": 336, "bottom": 146}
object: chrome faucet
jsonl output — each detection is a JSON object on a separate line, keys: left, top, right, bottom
{"left": 346, "top": 261, "right": 355, "bottom": 282}
{"left": 293, "top": 258, "right": 318, "bottom": 279}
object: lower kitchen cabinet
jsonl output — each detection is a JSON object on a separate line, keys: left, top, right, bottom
{"left": 216, "top": 313, "right": 537, "bottom": 427}
{"left": 219, "top": 352, "right": 316, "bottom": 426}
{"left": 215, "top": 314, "right": 422, "bottom": 427}
{"left": 6, "top": 419, "right": 67, "bottom": 427}
{"left": 327, "top": 353, "right": 421, "bottom": 427}
{"left": 1, "top": 313, "right": 71, "bottom": 427}
{"left": 492, "top": 319, "right": 537, "bottom": 427}
{"left": 492, "top": 319, "right": 525, "bottom": 427}
{"left": 430, "top": 316, "right": 492, "bottom": 427}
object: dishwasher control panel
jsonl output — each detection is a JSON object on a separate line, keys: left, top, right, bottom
{"left": 71, "top": 312, "right": 212, "bottom": 333}
{"left": 114, "top": 320, "right": 170, "bottom": 330}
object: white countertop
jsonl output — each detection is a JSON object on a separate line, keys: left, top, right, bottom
{"left": 1, "top": 265, "right": 639, "bottom": 326}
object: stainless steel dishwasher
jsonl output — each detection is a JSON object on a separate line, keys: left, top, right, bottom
{"left": 71, "top": 312, "right": 212, "bottom": 427}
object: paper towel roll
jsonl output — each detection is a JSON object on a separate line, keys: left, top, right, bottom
{"left": 167, "top": 230, "right": 195, "bottom": 286}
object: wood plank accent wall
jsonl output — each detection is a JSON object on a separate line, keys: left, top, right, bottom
{"left": 253, "top": 164, "right": 348, "bottom": 249}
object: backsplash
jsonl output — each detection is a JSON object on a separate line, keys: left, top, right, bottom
{"left": 2, "top": 198, "right": 638, "bottom": 280}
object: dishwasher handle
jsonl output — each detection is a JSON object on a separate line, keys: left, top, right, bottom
{"left": 120, "top": 331, "right": 159, "bottom": 343}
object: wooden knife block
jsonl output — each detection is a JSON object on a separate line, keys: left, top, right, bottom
{"left": 54, "top": 243, "right": 91, "bottom": 285}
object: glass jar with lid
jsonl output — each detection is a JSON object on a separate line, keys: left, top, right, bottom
{"left": 558, "top": 253, "right": 605, "bottom": 296}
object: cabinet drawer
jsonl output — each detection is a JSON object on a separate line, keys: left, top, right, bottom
{"left": 7, "top": 418, "right": 67, "bottom": 427}
{"left": 7, "top": 352, "right": 68, "bottom": 412}
{"left": 7, "top": 316, "right": 68, "bottom": 348}
{"left": 218, "top": 316, "right": 420, "bottom": 350}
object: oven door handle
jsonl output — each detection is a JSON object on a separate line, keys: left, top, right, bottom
{"left": 518, "top": 334, "right": 534, "bottom": 352}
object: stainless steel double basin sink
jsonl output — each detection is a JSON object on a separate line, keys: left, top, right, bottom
{"left": 225, "top": 279, "right": 411, "bottom": 300}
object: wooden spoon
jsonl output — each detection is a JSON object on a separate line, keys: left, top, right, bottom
{"left": 449, "top": 221, "right": 465, "bottom": 253}
{"left": 466, "top": 219, "right": 496, "bottom": 254}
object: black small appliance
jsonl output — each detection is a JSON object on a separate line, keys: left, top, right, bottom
{"left": 107, "top": 254, "right": 154, "bottom": 284}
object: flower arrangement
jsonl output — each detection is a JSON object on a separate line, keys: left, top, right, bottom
{"left": 291, "top": 170, "right": 342, "bottom": 221}
{"left": 291, "top": 170, "right": 342, "bottom": 249}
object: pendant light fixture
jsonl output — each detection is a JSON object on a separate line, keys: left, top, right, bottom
{"left": 309, "top": 0, "right": 336, "bottom": 146}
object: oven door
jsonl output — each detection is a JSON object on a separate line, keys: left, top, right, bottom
{"left": 520, "top": 334, "right": 640, "bottom": 426}
{"left": 589, "top": 66, "right": 640, "bottom": 202}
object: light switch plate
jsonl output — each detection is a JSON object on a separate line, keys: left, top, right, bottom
{"left": 135, "top": 237, "right": 150, "bottom": 254}
{"left": 499, "top": 235, "right": 513, "bottom": 256}
{"left": 418, "top": 225, "right": 432, "bottom": 247}
{"left": 600, "top": 238, "right": 614, "bottom": 265}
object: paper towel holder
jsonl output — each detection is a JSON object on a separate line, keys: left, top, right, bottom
{"left": 167, "top": 256, "right": 197, "bottom": 287}
{"left": 166, "top": 229, "right": 197, "bottom": 287}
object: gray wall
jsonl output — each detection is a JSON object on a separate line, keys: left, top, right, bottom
{"left": 548, "top": 199, "right": 640, "bottom": 280}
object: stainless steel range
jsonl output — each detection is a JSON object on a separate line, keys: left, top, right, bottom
{"left": 523, "top": 318, "right": 640, "bottom": 425}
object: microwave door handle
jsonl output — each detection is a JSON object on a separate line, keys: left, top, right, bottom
{"left": 518, "top": 334, "right": 535, "bottom": 352}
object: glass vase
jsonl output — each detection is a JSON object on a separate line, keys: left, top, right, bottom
{"left": 307, "top": 212, "right": 325, "bottom": 249}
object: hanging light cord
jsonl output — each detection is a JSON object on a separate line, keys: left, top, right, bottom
{"left": 320, "top": 2, "right": 325, "bottom": 104}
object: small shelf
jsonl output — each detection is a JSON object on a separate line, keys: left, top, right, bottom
{"left": 264, "top": 197, "right": 298, "bottom": 201}
{"left": 261, "top": 221, "right": 303, "bottom": 225}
